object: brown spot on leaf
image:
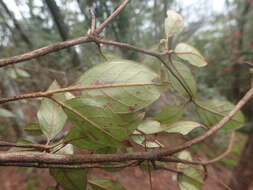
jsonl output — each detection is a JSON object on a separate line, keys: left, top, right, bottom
{"left": 152, "top": 77, "right": 161, "bottom": 83}
{"left": 128, "top": 106, "right": 135, "bottom": 112}
{"left": 105, "top": 102, "right": 113, "bottom": 108}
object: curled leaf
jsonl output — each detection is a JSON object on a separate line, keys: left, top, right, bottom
{"left": 164, "top": 10, "right": 184, "bottom": 38}
{"left": 175, "top": 43, "right": 207, "bottom": 67}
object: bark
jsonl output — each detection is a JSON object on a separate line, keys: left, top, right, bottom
{"left": 44, "top": 0, "right": 81, "bottom": 67}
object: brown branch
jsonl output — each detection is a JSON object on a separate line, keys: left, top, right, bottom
{"left": 0, "top": 82, "right": 163, "bottom": 104}
{"left": 0, "top": 0, "right": 131, "bottom": 67}
{"left": 0, "top": 160, "right": 139, "bottom": 169}
{"left": 160, "top": 132, "right": 235, "bottom": 166}
{"left": 0, "top": 87, "right": 252, "bottom": 166}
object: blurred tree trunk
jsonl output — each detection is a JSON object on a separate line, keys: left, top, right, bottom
{"left": 0, "top": 0, "right": 33, "bottom": 48}
{"left": 230, "top": 1, "right": 253, "bottom": 189}
{"left": 44, "top": 0, "right": 81, "bottom": 67}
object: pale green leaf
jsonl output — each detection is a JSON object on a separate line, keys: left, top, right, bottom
{"left": 177, "top": 151, "right": 204, "bottom": 190}
{"left": 15, "top": 68, "right": 30, "bottom": 78}
{"left": 175, "top": 43, "right": 207, "bottom": 67}
{"left": 164, "top": 121, "right": 203, "bottom": 135}
{"left": 76, "top": 59, "right": 167, "bottom": 114}
{"left": 154, "top": 104, "right": 183, "bottom": 124}
{"left": 50, "top": 169, "right": 88, "bottom": 190}
{"left": 0, "top": 108, "right": 15, "bottom": 118}
{"left": 196, "top": 99, "right": 245, "bottom": 131}
{"left": 55, "top": 144, "right": 74, "bottom": 154}
{"left": 167, "top": 61, "right": 197, "bottom": 97}
{"left": 164, "top": 10, "right": 184, "bottom": 38}
{"left": 89, "top": 179, "right": 126, "bottom": 190}
{"left": 135, "top": 120, "right": 163, "bottom": 134}
{"left": 37, "top": 82, "right": 67, "bottom": 140}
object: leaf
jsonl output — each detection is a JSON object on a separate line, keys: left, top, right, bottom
{"left": 167, "top": 61, "right": 197, "bottom": 97}
{"left": 164, "top": 10, "right": 184, "bottom": 38}
{"left": 50, "top": 169, "right": 88, "bottom": 190}
{"left": 175, "top": 43, "right": 207, "bottom": 67}
{"left": 154, "top": 104, "right": 183, "bottom": 124}
{"left": 45, "top": 187, "right": 56, "bottom": 190}
{"left": 15, "top": 68, "right": 30, "bottom": 78}
{"left": 0, "top": 108, "right": 15, "bottom": 118}
{"left": 24, "top": 123, "right": 43, "bottom": 136}
{"left": 6, "top": 69, "right": 17, "bottom": 79}
{"left": 89, "top": 179, "right": 126, "bottom": 190}
{"left": 135, "top": 120, "right": 164, "bottom": 134}
{"left": 9, "top": 139, "right": 35, "bottom": 151}
{"left": 196, "top": 99, "right": 245, "bottom": 131}
{"left": 54, "top": 144, "right": 74, "bottom": 154}
{"left": 76, "top": 59, "right": 167, "bottom": 114}
{"left": 163, "top": 121, "right": 203, "bottom": 135}
{"left": 132, "top": 135, "right": 162, "bottom": 148}
{"left": 177, "top": 151, "right": 204, "bottom": 190}
{"left": 64, "top": 97, "right": 143, "bottom": 149}
{"left": 37, "top": 82, "right": 67, "bottom": 140}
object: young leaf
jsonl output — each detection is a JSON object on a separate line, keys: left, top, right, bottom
{"left": 164, "top": 10, "right": 184, "bottom": 38}
{"left": 24, "top": 123, "right": 43, "bottom": 136}
{"left": 0, "top": 108, "right": 15, "bottom": 118}
{"left": 50, "top": 169, "right": 88, "bottom": 190}
{"left": 196, "top": 99, "right": 245, "bottom": 131}
{"left": 89, "top": 179, "right": 126, "bottom": 190}
{"left": 175, "top": 43, "right": 208, "bottom": 67}
{"left": 37, "top": 81, "right": 67, "bottom": 140}
{"left": 154, "top": 104, "right": 183, "bottom": 124}
{"left": 167, "top": 61, "right": 197, "bottom": 97}
{"left": 76, "top": 59, "right": 167, "bottom": 114}
{"left": 163, "top": 121, "right": 203, "bottom": 135}
{"left": 177, "top": 151, "right": 204, "bottom": 190}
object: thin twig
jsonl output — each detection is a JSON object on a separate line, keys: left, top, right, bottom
{"left": 0, "top": 82, "right": 163, "bottom": 104}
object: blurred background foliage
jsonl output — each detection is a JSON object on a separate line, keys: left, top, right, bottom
{"left": 0, "top": 0, "right": 253, "bottom": 189}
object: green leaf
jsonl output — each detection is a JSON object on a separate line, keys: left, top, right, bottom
{"left": 175, "top": 43, "right": 207, "bottom": 67}
{"left": 0, "top": 108, "right": 15, "bottom": 118}
{"left": 196, "top": 99, "right": 245, "bottom": 131}
{"left": 154, "top": 104, "right": 183, "bottom": 124}
{"left": 50, "top": 169, "right": 88, "bottom": 190}
{"left": 65, "top": 97, "right": 143, "bottom": 149}
{"left": 15, "top": 68, "right": 30, "bottom": 78}
{"left": 164, "top": 10, "right": 184, "bottom": 38}
{"left": 24, "top": 123, "right": 43, "bottom": 136}
{"left": 45, "top": 187, "right": 56, "bottom": 190}
{"left": 177, "top": 151, "right": 204, "bottom": 190}
{"left": 167, "top": 61, "right": 197, "bottom": 97}
{"left": 89, "top": 179, "right": 126, "bottom": 190}
{"left": 163, "top": 121, "right": 203, "bottom": 135}
{"left": 9, "top": 139, "right": 35, "bottom": 151}
{"left": 135, "top": 120, "right": 164, "bottom": 134}
{"left": 37, "top": 82, "right": 67, "bottom": 140}
{"left": 132, "top": 135, "right": 162, "bottom": 148}
{"left": 76, "top": 59, "right": 167, "bottom": 114}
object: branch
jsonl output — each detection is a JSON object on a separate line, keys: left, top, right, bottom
{"left": 0, "top": 0, "right": 131, "bottom": 67}
{"left": 0, "top": 82, "right": 163, "bottom": 104}
{"left": 0, "top": 86, "right": 252, "bottom": 166}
